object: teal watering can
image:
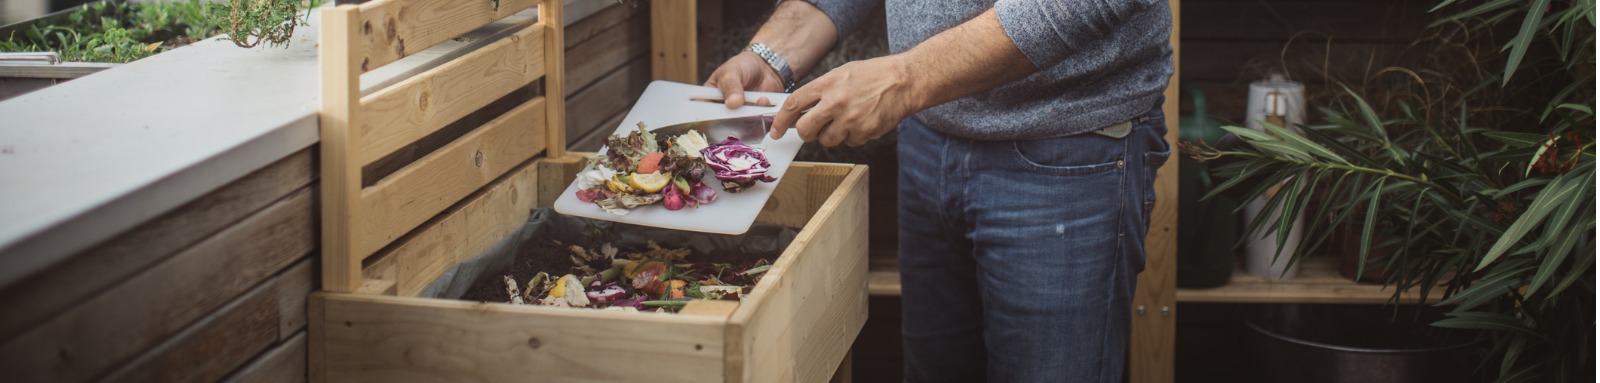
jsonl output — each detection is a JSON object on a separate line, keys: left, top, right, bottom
{"left": 1177, "top": 85, "right": 1240, "bottom": 288}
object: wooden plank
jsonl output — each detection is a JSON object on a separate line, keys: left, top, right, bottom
{"left": 728, "top": 164, "right": 869, "bottom": 382}
{"left": 563, "top": 2, "right": 642, "bottom": 50}
{"left": 357, "top": 24, "right": 548, "bottom": 164}
{"left": 358, "top": 97, "right": 548, "bottom": 259}
{"left": 1129, "top": 0, "right": 1179, "bottom": 380}
{"left": 564, "top": 4, "right": 650, "bottom": 98}
{"left": 321, "top": 4, "right": 367, "bottom": 294}
{"left": 1175, "top": 256, "right": 1431, "bottom": 304}
{"left": 315, "top": 293, "right": 727, "bottom": 382}
{"left": 374, "top": 158, "right": 545, "bottom": 297}
{"left": 222, "top": 331, "right": 309, "bottom": 383}
{"left": 649, "top": 0, "right": 697, "bottom": 83}
{"left": 565, "top": 56, "right": 651, "bottom": 147}
{"left": 570, "top": 110, "right": 627, "bottom": 151}
{"left": 679, "top": 299, "right": 740, "bottom": 318}
{"left": 353, "top": 0, "right": 540, "bottom": 71}
{"left": 92, "top": 260, "right": 314, "bottom": 383}
{"left": 543, "top": 0, "right": 568, "bottom": 157}
{"left": 0, "top": 62, "right": 117, "bottom": 78}
{"left": 0, "top": 188, "right": 316, "bottom": 383}
{"left": 0, "top": 149, "right": 313, "bottom": 340}
{"left": 536, "top": 153, "right": 590, "bottom": 207}
{"left": 829, "top": 349, "right": 852, "bottom": 383}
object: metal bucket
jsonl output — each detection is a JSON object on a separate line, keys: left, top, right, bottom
{"left": 1247, "top": 304, "right": 1485, "bottom": 383}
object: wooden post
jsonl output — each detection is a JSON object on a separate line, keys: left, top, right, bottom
{"left": 318, "top": 4, "right": 365, "bottom": 294}
{"left": 542, "top": 0, "right": 567, "bottom": 156}
{"left": 650, "top": 0, "right": 698, "bottom": 83}
{"left": 1129, "top": 0, "right": 1180, "bottom": 381}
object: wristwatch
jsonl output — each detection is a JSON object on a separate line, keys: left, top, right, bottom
{"left": 746, "top": 43, "right": 796, "bottom": 92}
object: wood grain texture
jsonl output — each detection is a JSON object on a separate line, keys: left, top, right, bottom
{"left": 357, "top": 24, "right": 547, "bottom": 164}
{"left": 1128, "top": 0, "right": 1178, "bottom": 380}
{"left": 321, "top": 4, "right": 366, "bottom": 294}
{"left": 222, "top": 331, "right": 308, "bottom": 383}
{"left": 729, "top": 164, "right": 870, "bottom": 383}
{"left": 92, "top": 260, "right": 314, "bottom": 383}
{"left": 357, "top": 97, "right": 547, "bottom": 258}
{"left": 367, "top": 158, "right": 545, "bottom": 296}
{"left": 353, "top": 0, "right": 540, "bottom": 71}
{"left": 563, "top": 2, "right": 639, "bottom": 50}
{"left": 315, "top": 293, "right": 727, "bottom": 382}
{"left": 564, "top": 4, "right": 650, "bottom": 98}
{"left": 0, "top": 188, "right": 316, "bottom": 383}
{"left": 566, "top": 57, "right": 651, "bottom": 146}
{"left": 1175, "top": 256, "right": 1432, "bottom": 304}
{"left": 0, "top": 149, "right": 313, "bottom": 340}
{"left": 570, "top": 110, "right": 627, "bottom": 152}
{"left": 541, "top": 0, "right": 567, "bottom": 157}
{"left": 649, "top": 0, "right": 697, "bottom": 83}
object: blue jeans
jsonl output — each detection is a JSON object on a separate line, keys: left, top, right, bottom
{"left": 897, "top": 104, "right": 1170, "bottom": 382}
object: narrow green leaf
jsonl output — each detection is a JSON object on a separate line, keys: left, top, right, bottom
{"left": 1527, "top": 205, "right": 1590, "bottom": 297}
{"left": 1250, "top": 141, "right": 1314, "bottom": 161}
{"left": 1502, "top": 0, "right": 1551, "bottom": 85}
{"left": 1478, "top": 175, "right": 1586, "bottom": 270}
{"left": 1483, "top": 132, "right": 1552, "bottom": 148}
{"left": 1219, "top": 125, "right": 1275, "bottom": 142}
{"left": 1358, "top": 178, "right": 1384, "bottom": 281}
{"left": 1431, "top": 0, "right": 1520, "bottom": 27}
{"left": 1492, "top": 178, "right": 1552, "bottom": 199}
{"left": 1441, "top": 263, "right": 1533, "bottom": 310}
{"left": 1555, "top": 103, "right": 1594, "bottom": 115}
{"left": 1550, "top": 223, "right": 1595, "bottom": 297}
{"left": 1431, "top": 312, "right": 1545, "bottom": 340}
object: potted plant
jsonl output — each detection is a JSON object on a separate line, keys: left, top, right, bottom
{"left": 1182, "top": 0, "right": 1594, "bottom": 380}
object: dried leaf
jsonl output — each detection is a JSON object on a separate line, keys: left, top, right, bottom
{"left": 503, "top": 275, "right": 525, "bottom": 305}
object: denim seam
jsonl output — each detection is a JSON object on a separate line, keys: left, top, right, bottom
{"left": 1009, "top": 141, "right": 1123, "bottom": 176}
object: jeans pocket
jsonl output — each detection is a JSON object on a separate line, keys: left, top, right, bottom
{"left": 1011, "top": 134, "right": 1126, "bottom": 176}
{"left": 1142, "top": 149, "right": 1171, "bottom": 219}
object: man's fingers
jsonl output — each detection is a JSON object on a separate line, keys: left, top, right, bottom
{"left": 771, "top": 87, "right": 821, "bottom": 138}
{"left": 712, "top": 72, "right": 746, "bottom": 109}
{"left": 753, "top": 96, "right": 773, "bottom": 107}
{"left": 794, "top": 107, "right": 835, "bottom": 143}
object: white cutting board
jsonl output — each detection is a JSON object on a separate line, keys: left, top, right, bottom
{"left": 552, "top": 80, "right": 800, "bottom": 234}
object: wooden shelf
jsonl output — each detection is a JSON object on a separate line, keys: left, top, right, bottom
{"left": 1175, "top": 256, "right": 1426, "bottom": 304}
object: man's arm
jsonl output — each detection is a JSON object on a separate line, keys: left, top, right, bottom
{"left": 704, "top": 1, "right": 849, "bottom": 108}
{"left": 771, "top": 9, "right": 1039, "bottom": 146}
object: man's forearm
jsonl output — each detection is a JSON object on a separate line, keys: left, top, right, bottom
{"left": 897, "top": 9, "right": 1038, "bottom": 112}
{"left": 748, "top": 1, "right": 839, "bottom": 79}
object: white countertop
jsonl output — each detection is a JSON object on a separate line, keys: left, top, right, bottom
{"left": 0, "top": 1, "right": 611, "bottom": 290}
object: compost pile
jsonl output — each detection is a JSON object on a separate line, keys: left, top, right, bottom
{"left": 451, "top": 209, "right": 795, "bottom": 313}
{"left": 460, "top": 239, "right": 774, "bottom": 312}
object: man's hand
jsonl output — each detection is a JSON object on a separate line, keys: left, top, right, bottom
{"left": 704, "top": 51, "right": 782, "bottom": 109}
{"left": 770, "top": 56, "right": 922, "bottom": 147}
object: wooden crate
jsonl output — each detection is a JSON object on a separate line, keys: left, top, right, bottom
{"left": 308, "top": 0, "right": 869, "bottom": 381}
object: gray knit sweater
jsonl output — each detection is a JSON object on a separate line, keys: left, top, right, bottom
{"left": 807, "top": 0, "right": 1173, "bottom": 140}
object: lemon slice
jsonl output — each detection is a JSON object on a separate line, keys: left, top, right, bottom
{"left": 628, "top": 171, "right": 671, "bottom": 193}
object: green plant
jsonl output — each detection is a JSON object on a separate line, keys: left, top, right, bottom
{"left": 1182, "top": 0, "right": 1593, "bottom": 381}
{"left": 0, "top": 0, "right": 314, "bottom": 63}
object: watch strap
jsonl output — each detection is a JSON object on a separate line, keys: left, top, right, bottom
{"left": 746, "top": 42, "right": 796, "bottom": 92}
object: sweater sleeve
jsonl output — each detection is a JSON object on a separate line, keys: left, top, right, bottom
{"left": 994, "top": 0, "right": 1160, "bottom": 68}
{"left": 803, "top": 0, "right": 879, "bottom": 46}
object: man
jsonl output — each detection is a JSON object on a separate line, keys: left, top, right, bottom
{"left": 706, "top": 0, "right": 1172, "bottom": 381}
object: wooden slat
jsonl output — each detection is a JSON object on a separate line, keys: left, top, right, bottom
{"left": 0, "top": 149, "right": 313, "bottom": 340}
{"left": 563, "top": 2, "right": 642, "bottom": 50}
{"left": 649, "top": 0, "right": 697, "bottom": 83}
{"left": 321, "top": 4, "right": 366, "bottom": 294}
{"left": 92, "top": 260, "right": 314, "bottom": 383}
{"left": 357, "top": 23, "right": 548, "bottom": 164}
{"left": 353, "top": 0, "right": 540, "bottom": 71}
{"left": 1175, "top": 256, "right": 1431, "bottom": 304}
{"left": 566, "top": 56, "right": 650, "bottom": 147}
{"left": 571, "top": 110, "right": 627, "bottom": 151}
{"left": 1129, "top": 0, "right": 1179, "bottom": 380}
{"left": 679, "top": 299, "right": 740, "bottom": 318}
{"left": 369, "top": 157, "right": 545, "bottom": 296}
{"left": 729, "top": 164, "right": 870, "bottom": 383}
{"left": 542, "top": 0, "right": 567, "bottom": 158}
{"left": 536, "top": 153, "right": 590, "bottom": 207}
{"left": 357, "top": 97, "right": 548, "bottom": 258}
{"left": 0, "top": 188, "right": 316, "bottom": 383}
{"left": 564, "top": 4, "right": 649, "bottom": 98}
{"left": 314, "top": 293, "right": 727, "bottom": 382}
{"left": 222, "top": 331, "right": 308, "bottom": 383}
